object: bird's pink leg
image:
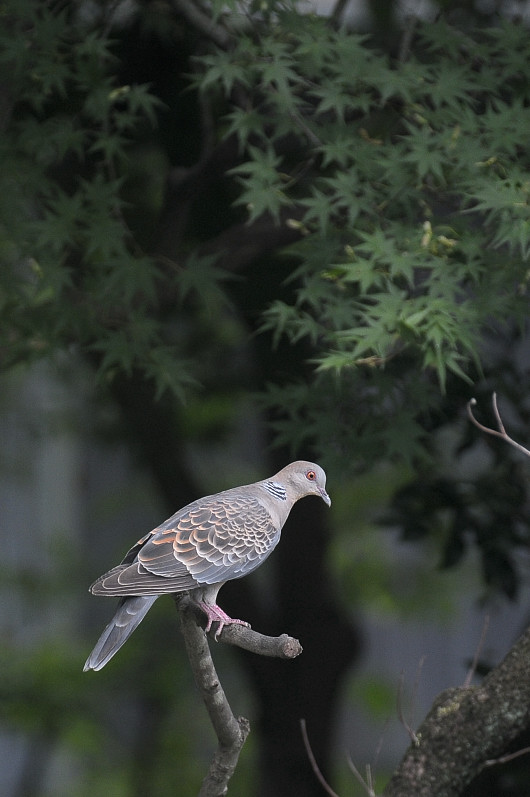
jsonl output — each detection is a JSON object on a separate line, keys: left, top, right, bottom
{"left": 198, "top": 602, "right": 250, "bottom": 640}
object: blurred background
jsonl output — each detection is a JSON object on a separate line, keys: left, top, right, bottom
{"left": 1, "top": 1, "right": 530, "bottom": 795}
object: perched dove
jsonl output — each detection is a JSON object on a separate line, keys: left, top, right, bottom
{"left": 84, "top": 461, "right": 330, "bottom": 671}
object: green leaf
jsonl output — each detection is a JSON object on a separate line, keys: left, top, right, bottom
{"left": 402, "top": 122, "right": 448, "bottom": 184}
{"left": 176, "top": 253, "right": 235, "bottom": 309}
{"left": 229, "top": 146, "right": 290, "bottom": 222}
{"left": 196, "top": 49, "right": 251, "bottom": 94}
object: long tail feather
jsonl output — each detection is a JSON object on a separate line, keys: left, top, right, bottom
{"left": 83, "top": 595, "right": 158, "bottom": 671}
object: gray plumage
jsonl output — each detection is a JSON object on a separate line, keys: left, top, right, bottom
{"left": 84, "top": 461, "right": 330, "bottom": 671}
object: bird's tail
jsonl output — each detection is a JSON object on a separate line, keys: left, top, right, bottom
{"left": 83, "top": 595, "right": 158, "bottom": 671}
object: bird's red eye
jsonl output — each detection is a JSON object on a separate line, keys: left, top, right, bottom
{"left": 306, "top": 470, "right": 316, "bottom": 481}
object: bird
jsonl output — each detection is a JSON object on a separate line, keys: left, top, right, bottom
{"left": 83, "top": 460, "right": 330, "bottom": 671}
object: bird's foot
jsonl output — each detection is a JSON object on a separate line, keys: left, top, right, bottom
{"left": 198, "top": 602, "right": 251, "bottom": 640}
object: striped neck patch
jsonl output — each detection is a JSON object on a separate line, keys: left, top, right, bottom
{"left": 263, "top": 481, "right": 287, "bottom": 501}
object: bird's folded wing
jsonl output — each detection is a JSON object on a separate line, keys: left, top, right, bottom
{"left": 89, "top": 561, "right": 198, "bottom": 595}
{"left": 90, "top": 491, "right": 280, "bottom": 596}
{"left": 150, "top": 492, "right": 280, "bottom": 583}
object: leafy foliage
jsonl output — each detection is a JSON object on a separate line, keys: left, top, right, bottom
{"left": 2, "top": 0, "right": 529, "bottom": 463}
{"left": 194, "top": 11, "right": 530, "bottom": 403}
{"left": 1, "top": 0, "right": 528, "bottom": 584}
{"left": 0, "top": 0, "right": 184, "bottom": 394}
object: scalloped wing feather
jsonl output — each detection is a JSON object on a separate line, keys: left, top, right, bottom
{"left": 90, "top": 490, "right": 280, "bottom": 596}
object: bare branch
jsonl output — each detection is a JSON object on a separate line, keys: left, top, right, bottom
{"left": 176, "top": 599, "right": 249, "bottom": 797}
{"left": 302, "top": 719, "right": 379, "bottom": 797}
{"left": 174, "top": 595, "right": 303, "bottom": 796}
{"left": 169, "top": 0, "right": 232, "bottom": 49}
{"left": 485, "top": 745, "right": 530, "bottom": 768}
{"left": 467, "top": 394, "right": 530, "bottom": 458}
{"left": 217, "top": 624, "right": 303, "bottom": 658}
{"left": 178, "top": 596, "right": 303, "bottom": 658}
{"left": 372, "top": 718, "right": 390, "bottom": 775}
{"left": 300, "top": 719, "right": 342, "bottom": 797}
{"left": 491, "top": 392, "right": 508, "bottom": 436}
{"left": 345, "top": 754, "right": 377, "bottom": 797}
{"left": 397, "top": 670, "right": 420, "bottom": 747}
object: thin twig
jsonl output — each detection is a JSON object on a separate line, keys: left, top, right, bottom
{"left": 464, "top": 614, "right": 490, "bottom": 688}
{"left": 467, "top": 394, "right": 530, "bottom": 458}
{"left": 491, "top": 392, "right": 508, "bottom": 435}
{"left": 366, "top": 764, "right": 375, "bottom": 795}
{"left": 485, "top": 745, "right": 530, "bottom": 768}
{"left": 300, "top": 719, "right": 342, "bottom": 797}
{"left": 345, "top": 754, "right": 377, "bottom": 797}
{"left": 372, "top": 717, "right": 390, "bottom": 774}
{"left": 397, "top": 671, "right": 420, "bottom": 746}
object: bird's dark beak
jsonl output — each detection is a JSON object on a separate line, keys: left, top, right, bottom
{"left": 319, "top": 488, "right": 331, "bottom": 507}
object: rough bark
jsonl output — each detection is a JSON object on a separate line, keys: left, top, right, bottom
{"left": 175, "top": 595, "right": 303, "bottom": 797}
{"left": 384, "top": 625, "right": 530, "bottom": 797}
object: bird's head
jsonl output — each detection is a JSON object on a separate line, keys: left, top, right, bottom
{"left": 276, "top": 461, "right": 331, "bottom": 507}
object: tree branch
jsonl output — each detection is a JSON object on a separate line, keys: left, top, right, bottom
{"left": 466, "top": 394, "right": 530, "bottom": 459}
{"left": 383, "top": 625, "right": 530, "bottom": 796}
{"left": 300, "top": 719, "right": 342, "bottom": 797}
{"left": 174, "top": 595, "right": 302, "bottom": 796}
{"left": 179, "top": 595, "right": 303, "bottom": 658}
{"left": 169, "top": 0, "right": 232, "bottom": 49}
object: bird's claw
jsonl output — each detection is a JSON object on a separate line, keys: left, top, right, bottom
{"left": 200, "top": 603, "right": 251, "bottom": 640}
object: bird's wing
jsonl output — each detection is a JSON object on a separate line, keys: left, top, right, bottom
{"left": 90, "top": 490, "right": 280, "bottom": 597}
{"left": 118, "top": 530, "right": 153, "bottom": 565}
